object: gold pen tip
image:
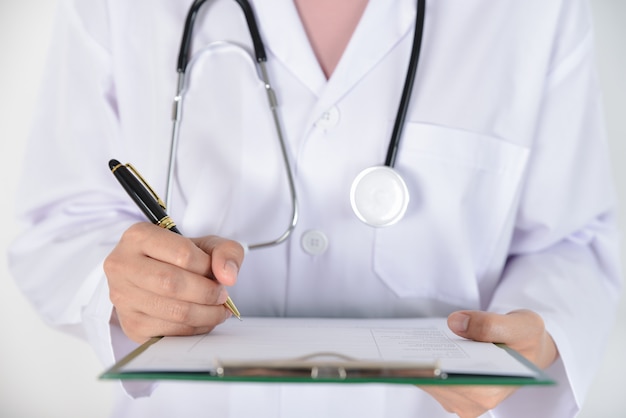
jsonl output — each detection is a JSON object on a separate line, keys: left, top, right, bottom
{"left": 224, "top": 297, "right": 242, "bottom": 321}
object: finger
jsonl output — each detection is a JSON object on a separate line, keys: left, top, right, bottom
{"left": 116, "top": 310, "right": 223, "bottom": 344}
{"left": 131, "top": 255, "right": 230, "bottom": 306}
{"left": 192, "top": 236, "right": 245, "bottom": 286}
{"left": 447, "top": 309, "right": 544, "bottom": 346}
{"left": 106, "top": 230, "right": 229, "bottom": 306}
{"left": 114, "top": 285, "right": 232, "bottom": 329}
{"left": 122, "top": 223, "right": 214, "bottom": 277}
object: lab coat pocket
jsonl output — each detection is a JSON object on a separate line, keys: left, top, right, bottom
{"left": 373, "top": 123, "right": 530, "bottom": 303}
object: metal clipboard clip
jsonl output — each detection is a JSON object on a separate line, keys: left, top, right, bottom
{"left": 215, "top": 352, "right": 446, "bottom": 380}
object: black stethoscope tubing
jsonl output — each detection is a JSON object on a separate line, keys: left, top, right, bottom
{"left": 178, "top": 0, "right": 267, "bottom": 72}
{"left": 169, "top": 0, "right": 426, "bottom": 233}
{"left": 385, "top": 0, "right": 426, "bottom": 168}
{"left": 177, "top": 0, "right": 425, "bottom": 170}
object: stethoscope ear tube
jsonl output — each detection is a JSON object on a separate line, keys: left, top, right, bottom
{"left": 177, "top": 0, "right": 267, "bottom": 73}
{"left": 168, "top": 0, "right": 298, "bottom": 248}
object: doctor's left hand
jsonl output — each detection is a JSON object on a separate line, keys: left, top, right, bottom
{"left": 420, "top": 309, "right": 558, "bottom": 418}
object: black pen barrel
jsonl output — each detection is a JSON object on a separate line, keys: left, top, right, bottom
{"left": 109, "top": 159, "right": 181, "bottom": 234}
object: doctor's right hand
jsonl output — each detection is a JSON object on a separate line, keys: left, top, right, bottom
{"left": 103, "top": 222, "right": 244, "bottom": 344}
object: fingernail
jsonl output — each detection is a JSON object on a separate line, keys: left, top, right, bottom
{"left": 449, "top": 313, "right": 470, "bottom": 333}
{"left": 224, "top": 260, "right": 239, "bottom": 280}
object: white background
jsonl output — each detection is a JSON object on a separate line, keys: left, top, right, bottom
{"left": 0, "top": 1, "right": 624, "bottom": 417}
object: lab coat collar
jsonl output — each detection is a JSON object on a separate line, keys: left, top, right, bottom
{"left": 252, "top": 0, "right": 417, "bottom": 108}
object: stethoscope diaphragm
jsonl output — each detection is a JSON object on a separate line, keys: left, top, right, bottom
{"left": 350, "top": 166, "right": 410, "bottom": 227}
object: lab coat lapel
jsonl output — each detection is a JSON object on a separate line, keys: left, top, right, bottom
{"left": 253, "top": 0, "right": 417, "bottom": 107}
{"left": 321, "top": 0, "right": 417, "bottom": 108}
{"left": 253, "top": 0, "right": 327, "bottom": 95}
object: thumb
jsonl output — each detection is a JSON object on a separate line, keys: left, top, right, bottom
{"left": 448, "top": 310, "right": 557, "bottom": 369}
{"left": 447, "top": 310, "right": 543, "bottom": 346}
{"left": 192, "top": 236, "right": 245, "bottom": 287}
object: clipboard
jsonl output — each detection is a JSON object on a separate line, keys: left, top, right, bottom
{"left": 100, "top": 317, "right": 554, "bottom": 386}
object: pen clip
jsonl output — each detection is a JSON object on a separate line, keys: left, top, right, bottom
{"left": 125, "top": 163, "right": 168, "bottom": 210}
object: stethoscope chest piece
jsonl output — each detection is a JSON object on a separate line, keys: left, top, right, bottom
{"left": 350, "top": 166, "right": 409, "bottom": 227}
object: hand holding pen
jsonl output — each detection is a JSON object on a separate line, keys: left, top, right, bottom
{"left": 104, "top": 159, "right": 242, "bottom": 343}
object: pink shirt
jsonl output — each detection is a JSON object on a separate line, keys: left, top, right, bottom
{"left": 294, "top": 0, "right": 369, "bottom": 78}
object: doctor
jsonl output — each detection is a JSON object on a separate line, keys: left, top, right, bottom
{"left": 8, "top": 0, "right": 622, "bottom": 417}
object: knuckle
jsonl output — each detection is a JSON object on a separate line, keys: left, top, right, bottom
{"left": 120, "top": 313, "right": 139, "bottom": 332}
{"left": 167, "top": 301, "right": 192, "bottom": 323}
{"left": 102, "top": 254, "right": 114, "bottom": 275}
{"left": 108, "top": 287, "right": 125, "bottom": 307}
{"left": 116, "top": 313, "right": 145, "bottom": 343}
{"left": 105, "top": 223, "right": 150, "bottom": 277}
{"left": 170, "top": 244, "right": 194, "bottom": 269}
{"left": 222, "top": 239, "right": 245, "bottom": 258}
{"left": 119, "top": 222, "right": 154, "bottom": 250}
{"left": 155, "top": 271, "right": 180, "bottom": 295}
{"left": 103, "top": 251, "right": 124, "bottom": 277}
{"left": 121, "top": 223, "right": 145, "bottom": 243}
{"left": 203, "top": 284, "right": 222, "bottom": 305}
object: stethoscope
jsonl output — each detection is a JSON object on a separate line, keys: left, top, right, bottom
{"left": 165, "top": 0, "right": 426, "bottom": 250}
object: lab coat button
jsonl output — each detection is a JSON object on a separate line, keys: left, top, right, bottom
{"left": 301, "top": 230, "right": 329, "bottom": 255}
{"left": 315, "top": 107, "right": 340, "bottom": 128}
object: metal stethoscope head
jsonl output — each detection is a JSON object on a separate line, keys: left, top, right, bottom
{"left": 165, "top": 0, "right": 426, "bottom": 249}
{"left": 351, "top": 0, "right": 426, "bottom": 227}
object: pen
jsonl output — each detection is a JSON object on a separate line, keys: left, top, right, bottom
{"left": 108, "top": 159, "right": 242, "bottom": 320}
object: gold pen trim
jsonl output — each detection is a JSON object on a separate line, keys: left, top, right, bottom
{"left": 157, "top": 216, "right": 177, "bottom": 230}
{"left": 110, "top": 162, "right": 123, "bottom": 173}
{"left": 126, "top": 163, "right": 168, "bottom": 209}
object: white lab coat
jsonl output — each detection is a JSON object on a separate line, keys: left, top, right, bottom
{"left": 9, "top": 0, "right": 622, "bottom": 417}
